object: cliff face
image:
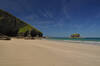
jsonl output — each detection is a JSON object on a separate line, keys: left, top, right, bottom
{"left": 0, "top": 9, "right": 43, "bottom": 37}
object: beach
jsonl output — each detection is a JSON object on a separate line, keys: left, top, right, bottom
{"left": 0, "top": 39, "right": 100, "bottom": 66}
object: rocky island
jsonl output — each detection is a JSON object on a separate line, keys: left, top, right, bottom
{"left": 70, "top": 33, "right": 80, "bottom": 38}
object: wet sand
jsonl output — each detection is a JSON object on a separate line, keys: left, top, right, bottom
{"left": 0, "top": 39, "right": 100, "bottom": 66}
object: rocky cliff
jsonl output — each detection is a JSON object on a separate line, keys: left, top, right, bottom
{"left": 0, "top": 9, "right": 43, "bottom": 37}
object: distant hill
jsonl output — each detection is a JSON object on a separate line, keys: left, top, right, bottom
{"left": 0, "top": 9, "right": 43, "bottom": 37}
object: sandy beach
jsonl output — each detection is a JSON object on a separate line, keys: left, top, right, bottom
{"left": 0, "top": 39, "right": 100, "bottom": 66}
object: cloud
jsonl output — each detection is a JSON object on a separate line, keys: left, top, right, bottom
{"left": 38, "top": 9, "right": 54, "bottom": 19}
{"left": 61, "top": 0, "right": 71, "bottom": 21}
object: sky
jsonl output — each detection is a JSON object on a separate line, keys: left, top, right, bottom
{"left": 0, "top": 0, "right": 100, "bottom": 37}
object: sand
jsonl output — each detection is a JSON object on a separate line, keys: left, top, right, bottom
{"left": 0, "top": 39, "right": 100, "bottom": 66}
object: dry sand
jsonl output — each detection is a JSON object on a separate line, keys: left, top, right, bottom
{"left": 0, "top": 39, "right": 100, "bottom": 66}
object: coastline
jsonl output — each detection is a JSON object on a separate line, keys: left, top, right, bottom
{"left": 0, "top": 39, "right": 100, "bottom": 66}
{"left": 45, "top": 38, "right": 100, "bottom": 46}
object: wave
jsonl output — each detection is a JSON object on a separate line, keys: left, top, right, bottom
{"left": 63, "top": 40, "right": 100, "bottom": 45}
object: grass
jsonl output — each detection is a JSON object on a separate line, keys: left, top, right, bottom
{"left": 18, "top": 25, "right": 32, "bottom": 33}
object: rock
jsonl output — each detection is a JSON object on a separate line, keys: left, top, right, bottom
{"left": 0, "top": 9, "right": 43, "bottom": 37}
{"left": 71, "top": 33, "right": 80, "bottom": 38}
{"left": 0, "top": 33, "right": 11, "bottom": 40}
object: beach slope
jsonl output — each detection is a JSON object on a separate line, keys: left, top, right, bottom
{"left": 0, "top": 39, "right": 100, "bottom": 66}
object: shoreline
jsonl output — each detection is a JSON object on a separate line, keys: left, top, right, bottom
{"left": 45, "top": 38, "right": 100, "bottom": 46}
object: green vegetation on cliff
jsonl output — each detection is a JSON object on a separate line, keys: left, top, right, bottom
{"left": 0, "top": 9, "right": 43, "bottom": 37}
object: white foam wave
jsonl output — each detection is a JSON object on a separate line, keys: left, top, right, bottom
{"left": 63, "top": 40, "right": 100, "bottom": 45}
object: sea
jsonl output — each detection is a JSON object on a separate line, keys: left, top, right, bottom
{"left": 46, "top": 37, "right": 100, "bottom": 46}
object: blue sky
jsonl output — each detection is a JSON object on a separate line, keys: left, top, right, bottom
{"left": 0, "top": 0, "right": 100, "bottom": 37}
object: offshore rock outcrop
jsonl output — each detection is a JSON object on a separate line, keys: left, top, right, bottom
{"left": 70, "top": 33, "right": 80, "bottom": 38}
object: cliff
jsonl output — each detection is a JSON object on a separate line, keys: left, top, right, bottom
{"left": 0, "top": 9, "right": 43, "bottom": 37}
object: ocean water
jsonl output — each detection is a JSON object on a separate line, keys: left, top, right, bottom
{"left": 46, "top": 37, "right": 100, "bottom": 46}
